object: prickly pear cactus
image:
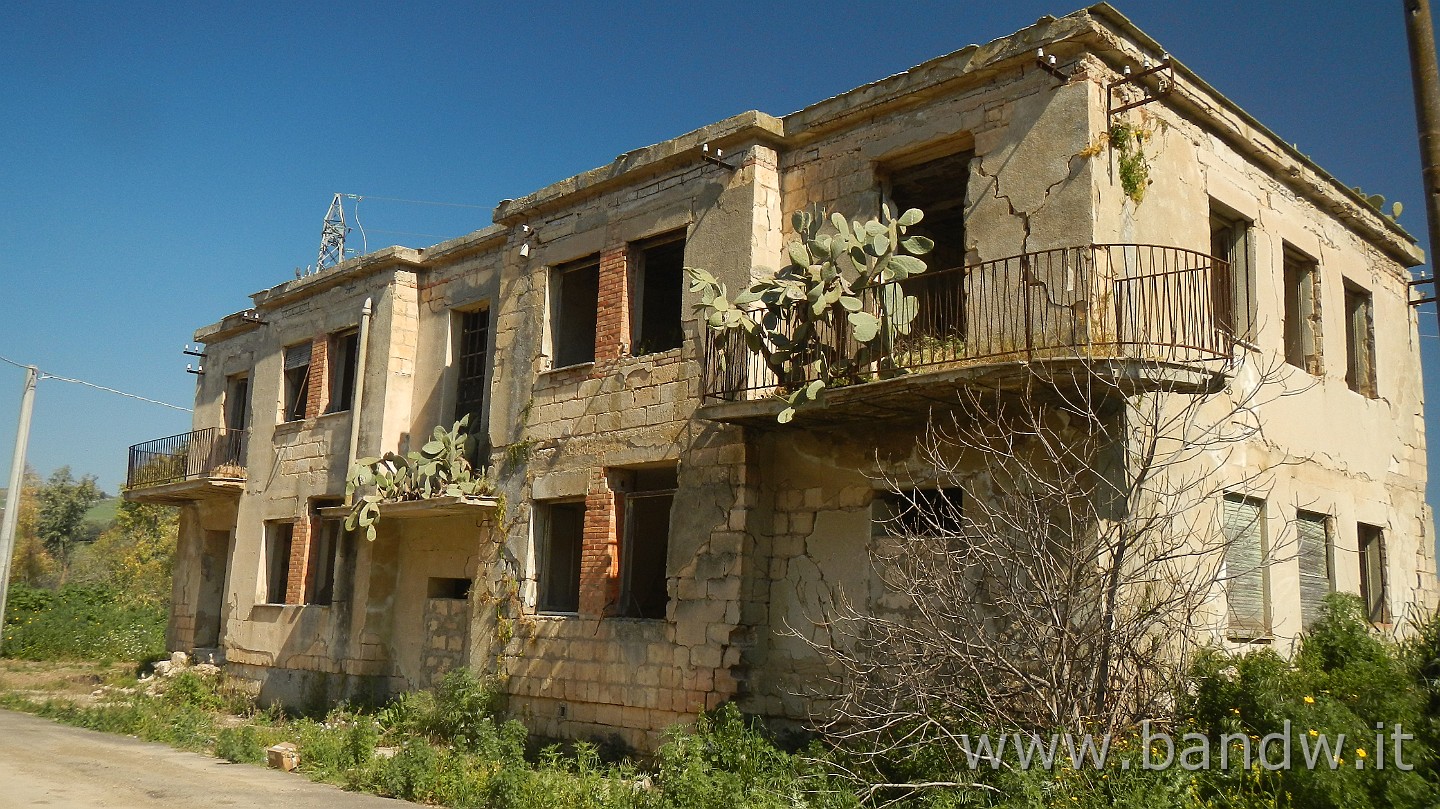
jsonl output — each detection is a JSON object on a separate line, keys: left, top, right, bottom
{"left": 688, "top": 204, "right": 933, "bottom": 423}
{"left": 344, "top": 414, "right": 493, "bottom": 540}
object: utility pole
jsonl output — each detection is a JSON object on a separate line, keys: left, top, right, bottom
{"left": 0, "top": 366, "right": 38, "bottom": 649}
{"left": 1405, "top": 0, "right": 1440, "bottom": 333}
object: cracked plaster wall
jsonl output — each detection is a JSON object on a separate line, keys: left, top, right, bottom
{"left": 1088, "top": 50, "right": 1437, "bottom": 630}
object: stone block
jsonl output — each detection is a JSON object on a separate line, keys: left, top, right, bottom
{"left": 690, "top": 645, "right": 723, "bottom": 669}
{"left": 790, "top": 511, "right": 816, "bottom": 534}
{"left": 707, "top": 576, "right": 742, "bottom": 602}
{"left": 267, "top": 742, "right": 300, "bottom": 772}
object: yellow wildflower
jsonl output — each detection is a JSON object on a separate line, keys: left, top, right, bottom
{"left": 1357, "top": 748, "right": 1367, "bottom": 759}
{"left": 1303, "top": 695, "right": 1315, "bottom": 704}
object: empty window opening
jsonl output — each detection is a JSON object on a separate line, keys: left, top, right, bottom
{"left": 872, "top": 487, "right": 966, "bottom": 539}
{"left": 537, "top": 501, "right": 585, "bottom": 613}
{"left": 551, "top": 257, "right": 600, "bottom": 368}
{"left": 632, "top": 235, "right": 686, "bottom": 355}
{"left": 306, "top": 511, "right": 349, "bottom": 606}
{"left": 886, "top": 150, "right": 973, "bottom": 343}
{"left": 1222, "top": 494, "right": 1268, "bottom": 639}
{"left": 616, "top": 466, "right": 678, "bottom": 619}
{"left": 328, "top": 329, "right": 360, "bottom": 413}
{"left": 428, "top": 577, "right": 473, "bottom": 600}
{"left": 263, "top": 522, "right": 294, "bottom": 605}
{"left": 1358, "top": 522, "right": 1389, "bottom": 624}
{"left": 282, "top": 342, "right": 312, "bottom": 422}
{"left": 1344, "top": 282, "right": 1377, "bottom": 397}
{"left": 225, "top": 374, "right": 250, "bottom": 433}
{"left": 1282, "top": 247, "right": 1322, "bottom": 374}
{"left": 1296, "top": 510, "right": 1333, "bottom": 630}
{"left": 1209, "top": 205, "right": 1255, "bottom": 342}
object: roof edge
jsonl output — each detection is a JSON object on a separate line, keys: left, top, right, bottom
{"left": 1086, "top": 2, "right": 1422, "bottom": 264}
{"left": 491, "top": 110, "right": 785, "bottom": 223}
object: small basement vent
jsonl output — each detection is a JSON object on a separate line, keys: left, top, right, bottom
{"left": 428, "top": 577, "right": 472, "bottom": 600}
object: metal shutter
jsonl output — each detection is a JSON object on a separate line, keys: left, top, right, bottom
{"left": 1223, "top": 495, "right": 1267, "bottom": 635}
{"left": 284, "top": 342, "right": 312, "bottom": 370}
{"left": 1296, "top": 512, "right": 1331, "bottom": 629}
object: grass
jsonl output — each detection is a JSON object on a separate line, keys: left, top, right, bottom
{"left": 82, "top": 495, "right": 121, "bottom": 532}
{"left": 1, "top": 583, "right": 167, "bottom": 663}
{"left": 0, "top": 667, "right": 855, "bottom": 809}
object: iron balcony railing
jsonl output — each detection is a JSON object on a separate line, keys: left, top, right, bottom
{"left": 126, "top": 428, "right": 247, "bottom": 489}
{"left": 701, "top": 244, "right": 1240, "bottom": 403}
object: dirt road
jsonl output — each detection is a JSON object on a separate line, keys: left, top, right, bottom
{"left": 0, "top": 709, "right": 418, "bottom": 808}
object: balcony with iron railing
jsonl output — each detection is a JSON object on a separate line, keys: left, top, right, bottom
{"left": 123, "top": 427, "right": 247, "bottom": 503}
{"left": 698, "top": 244, "right": 1240, "bottom": 424}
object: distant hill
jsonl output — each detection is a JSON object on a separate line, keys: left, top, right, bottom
{"left": 83, "top": 496, "right": 119, "bottom": 531}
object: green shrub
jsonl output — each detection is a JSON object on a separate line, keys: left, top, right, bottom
{"left": 375, "top": 669, "right": 525, "bottom": 761}
{"left": 216, "top": 724, "right": 265, "bottom": 764}
{"left": 1182, "top": 593, "right": 1436, "bottom": 809}
{"left": 656, "top": 704, "right": 855, "bottom": 809}
{"left": 1, "top": 583, "right": 166, "bottom": 661}
{"left": 163, "top": 671, "right": 225, "bottom": 711}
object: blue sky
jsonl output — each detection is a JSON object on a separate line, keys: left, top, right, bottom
{"left": 0, "top": 1, "right": 1436, "bottom": 504}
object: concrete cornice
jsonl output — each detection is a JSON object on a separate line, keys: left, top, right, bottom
{"left": 777, "top": 12, "right": 1093, "bottom": 144}
{"left": 491, "top": 110, "right": 786, "bottom": 224}
{"left": 1083, "top": 3, "right": 1422, "bottom": 266}
{"left": 420, "top": 223, "right": 509, "bottom": 262}
{"left": 249, "top": 246, "right": 425, "bottom": 310}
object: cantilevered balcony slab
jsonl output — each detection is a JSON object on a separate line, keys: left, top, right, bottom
{"left": 317, "top": 495, "right": 501, "bottom": 521}
{"left": 697, "top": 356, "right": 1228, "bottom": 428}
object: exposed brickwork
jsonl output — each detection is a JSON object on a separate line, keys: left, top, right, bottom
{"left": 285, "top": 516, "right": 312, "bottom": 605}
{"left": 579, "top": 469, "right": 619, "bottom": 616}
{"left": 593, "top": 245, "right": 630, "bottom": 369}
{"left": 305, "top": 334, "right": 329, "bottom": 419}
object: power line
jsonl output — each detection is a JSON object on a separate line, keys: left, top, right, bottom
{"left": 366, "top": 228, "right": 449, "bottom": 239}
{"left": 340, "top": 193, "right": 488, "bottom": 210}
{"left": 0, "top": 354, "right": 191, "bottom": 412}
{"left": 38, "top": 373, "right": 191, "bottom": 412}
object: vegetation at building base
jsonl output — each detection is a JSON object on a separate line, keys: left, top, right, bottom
{"left": 2, "top": 465, "right": 174, "bottom": 662}
{"left": 2, "top": 595, "right": 1440, "bottom": 807}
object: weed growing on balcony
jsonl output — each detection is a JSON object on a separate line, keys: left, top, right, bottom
{"left": 1110, "top": 120, "right": 1150, "bottom": 204}
{"left": 687, "top": 205, "right": 934, "bottom": 423}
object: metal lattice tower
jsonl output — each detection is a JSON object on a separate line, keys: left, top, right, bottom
{"left": 315, "top": 193, "right": 349, "bottom": 273}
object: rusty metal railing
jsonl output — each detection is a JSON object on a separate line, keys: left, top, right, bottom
{"left": 126, "top": 428, "right": 247, "bottom": 489}
{"left": 700, "top": 244, "right": 1236, "bottom": 402}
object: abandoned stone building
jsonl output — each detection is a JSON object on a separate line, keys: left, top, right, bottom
{"left": 125, "top": 4, "right": 1436, "bottom": 749}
